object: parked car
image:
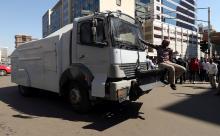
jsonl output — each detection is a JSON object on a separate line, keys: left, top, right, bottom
{"left": 0, "top": 65, "right": 11, "bottom": 76}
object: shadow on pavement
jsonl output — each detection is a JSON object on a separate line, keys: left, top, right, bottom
{"left": 0, "top": 86, "right": 144, "bottom": 131}
{"left": 182, "top": 85, "right": 210, "bottom": 90}
{"left": 162, "top": 88, "right": 220, "bottom": 126}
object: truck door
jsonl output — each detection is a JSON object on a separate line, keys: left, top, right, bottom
{"left": 76, "top": 19, "right": 109, "bottom": 98}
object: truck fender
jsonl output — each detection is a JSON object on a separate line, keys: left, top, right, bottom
{"left": 59, "top": 63, "right": 94, "bottom": 96}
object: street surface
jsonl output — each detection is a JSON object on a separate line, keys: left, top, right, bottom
{"left": 0, "top": 76, "right": 220, "bottom": 136}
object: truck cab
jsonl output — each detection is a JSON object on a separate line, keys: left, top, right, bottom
{"left": 11, "top": 11, "right": 164, "bottom": 113}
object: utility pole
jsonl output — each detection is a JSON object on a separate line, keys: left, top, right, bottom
{"left": 208, "top": 7, "right": 211, "bottom": 57}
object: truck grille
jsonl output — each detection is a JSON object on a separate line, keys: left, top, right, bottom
{"left": 119, "top": 63, "right": 147, "bottom": 78}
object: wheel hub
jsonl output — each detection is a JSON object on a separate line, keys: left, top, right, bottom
{"left": 70, "top": 88, "right": 81, "bottom": 104}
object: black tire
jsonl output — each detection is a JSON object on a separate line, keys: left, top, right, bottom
{"left": 0, "top": 70, "right": 7, "bottom": 76}
{"left": 68, "top": 83, "right": 91, "bottom": 113}
{"left": 18, "top": 85, "right": 36, "bottom": 97}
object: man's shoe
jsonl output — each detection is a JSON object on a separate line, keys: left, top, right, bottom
{"left": 170, "top": 84, "right": 177, "bottom": 90}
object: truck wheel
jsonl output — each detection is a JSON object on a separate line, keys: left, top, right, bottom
{"left": 18, "top": 85, "right": 33, "bottom": 97}
{"left": 68, "top": 83, "right": 91, "bottom": 113}
{"left": 0, "top": 70, "right": 7, "bottom": 76}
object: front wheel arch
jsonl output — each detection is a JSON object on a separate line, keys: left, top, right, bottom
{"left": 59, "top": 64, "right": 94, "bottom": 97}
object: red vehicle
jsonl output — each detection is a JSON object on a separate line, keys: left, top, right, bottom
{"left": 0, "top": 65, "right": 11, "bottom": 76}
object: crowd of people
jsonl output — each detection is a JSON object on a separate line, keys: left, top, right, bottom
{"left": 141, "top": 38, "right": 220, "bottom": 95}
{"left": 146, "top": 54, "right": 220, "bottom": 95}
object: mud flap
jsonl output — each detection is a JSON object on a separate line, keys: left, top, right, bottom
{"left": 129, "top": 69, "right": 166, "bottom": 101}
{"left": 129, "top": 81, "right": 143, "bottom": 101}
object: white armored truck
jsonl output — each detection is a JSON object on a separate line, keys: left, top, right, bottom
{"left": 11, "top": 12, "right": 164, "bottom": 112}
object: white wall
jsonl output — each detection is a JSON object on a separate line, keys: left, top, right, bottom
{"left": 100, "top": 0, "right": 136, "bottom": 18}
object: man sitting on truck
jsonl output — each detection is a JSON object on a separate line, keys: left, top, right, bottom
{"left": 140, "top": 39, "right": 186, "bottom": 90}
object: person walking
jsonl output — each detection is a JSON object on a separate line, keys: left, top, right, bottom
{"left": 176, "top": 58, "right": 187, "bottom": 84}
{"left": 203, "top": 59, "right": 210, "bottom": 81}
{"left": 189, "top": 58, "right": 200, "bottom": 84}
{"left": 207, "top": 59, "right": 218, "bottom": 89}
{"left": 199, "top": 59, "right": 205, "bottom": 82}
{"left": 140, "top": 39, "right": 186, "bottom": 90}
{"left": 215, "top": 59, "right": 220, "bottom": 82}
{"left": 146, "top": 55, "right": 156, "bottom": 70}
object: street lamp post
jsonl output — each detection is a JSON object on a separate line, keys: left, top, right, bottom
{"left": 208, "top": 7, "right": 212, "bottom": 57}
{"left": 197, "top": 7, "right": 211, "bottom": 57}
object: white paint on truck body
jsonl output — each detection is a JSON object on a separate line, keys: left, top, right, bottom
{"left": 11, "top": 24, "right": 73, "bottom": 93}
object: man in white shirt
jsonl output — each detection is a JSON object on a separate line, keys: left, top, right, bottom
{"left": 207, "top": 59, "right": 218, "bottom": 88}
{"left": 146, "top": 55, "right": 156, "bottom": 70}
{"left": 202, "top": 59, "right": 210, "bottom": 81}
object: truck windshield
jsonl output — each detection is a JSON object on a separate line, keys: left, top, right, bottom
{"left": 111, "top": 17, "right": 144, "bottom": 51}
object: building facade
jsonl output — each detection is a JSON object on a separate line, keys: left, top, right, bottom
{"left": 42, "top": 9, "right": 52, "bottom": 37}
{"left": 15, "top": 35, "right": 34, "bottom": 48}
{"left": 43, "top": 0, "right": 99, "bottom": 37}
{"left": 0, "top": 47, "right": 8, "bottom": 63}
{"left": 73, "top": 0, "right": 99, "bottom": 18}
{"left": 50, "top": 1, "right": 63, "bottom": 33}
{"left": 199, "top": 25, "right": 220, "bottom": 57}
{"left": 43, "top": 0, "right": 136, "bottom": 38}
{"left": 42, "top": 0, "right": 200, "bottom": 58}
{"left": 137, "top": 0, "right": 200, "bottom": 58}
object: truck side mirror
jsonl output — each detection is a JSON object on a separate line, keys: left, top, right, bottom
{"left": 91, "top": 18, "right": 107, "bottom": 47}
{"left": 92, "top": 18, "right": 98, "bottom": 42}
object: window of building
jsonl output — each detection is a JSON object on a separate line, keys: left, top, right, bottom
{"left": 185, "top": 0, "right": 195, "bottom": 5}
{"left": 176, "top": 14, "right": 195, "bottom": 25}
{"left": 156, "top": 6, "right": 160, "bottom": 11}
{"left": 140, "top": 0, "right": 151, "bottom": 4}
{"left": 154, "top": 34, "right": 162, "bottom": 38}
{"left": 183, "top": 33, "right": 187, "bottom": 36}
{"left": 170, "top": 37, "right": 175, "bottom": 40}
{"left": 164, "top": 36, "right": 169, "bottom": 39}
{"left": 157, "top": 15, "right": 160, "bottom": 20}
{"left": 163, "top": 17, "right": 177, "bottom": 26}
{"left": 176, "top": 21, "right": 197, "bottom": 31}
{"left": 177, "top": 32, "right": 182, "bottom": 35}
{"left": 177, "top": 38, "right": 182, "bottom": 42}
{"left": 154, "top": 26, "right": 162, "bottom": 31}
{"left": 116, "top": 0, "right": 121, "bottom": 6}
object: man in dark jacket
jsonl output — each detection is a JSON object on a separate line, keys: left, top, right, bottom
{"left": 140, "top": 39, "right": 186, "bottom": 90}
{"left": 176, "top": 58, "right": 187, "bottom": 84}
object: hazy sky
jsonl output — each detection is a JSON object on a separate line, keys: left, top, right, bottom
{"left": 0, "top": 0, "right": 57, "bottom": 54}
{"left": 0, "top": 0, "right": 219, "bottom": 54}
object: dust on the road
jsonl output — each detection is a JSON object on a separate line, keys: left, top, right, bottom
{"left": 0, "top": 76, "right": 220, "bottom": 136}
{"left": 0, "top": 122, "right": 16, "bottom": 136}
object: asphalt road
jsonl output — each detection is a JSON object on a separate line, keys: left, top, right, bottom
{"left": 0, "top": 76, "right": 220, "bottom": 136}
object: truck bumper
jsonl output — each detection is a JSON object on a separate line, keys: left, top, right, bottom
{"left": 109, "top": 69, "right": 165, "bottom": 102}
